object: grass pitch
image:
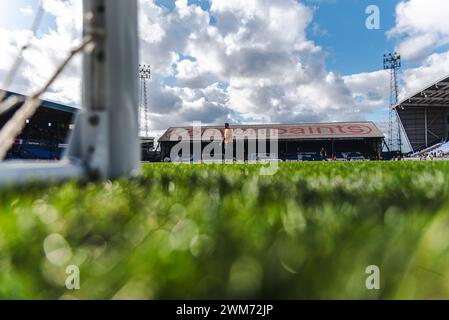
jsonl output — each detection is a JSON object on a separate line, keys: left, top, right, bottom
{"left": 1, "top": 161, "right": 449, "bottom": 299}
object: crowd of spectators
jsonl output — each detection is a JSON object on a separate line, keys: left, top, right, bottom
{"left": 418, "top": 150, "right": 449, "bottom": 160}
{"left": 407, "top": 139, "right": 449, "bottom": 160}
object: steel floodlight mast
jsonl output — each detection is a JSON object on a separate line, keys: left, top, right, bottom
{"left": 139, "top": 64, "right": 151, "bottom": 138}
{"left": 0, "top": 0, "right": 140, "bottom": 185}
{"left": 383, "top": 52, "right": 402, "bottom": 153}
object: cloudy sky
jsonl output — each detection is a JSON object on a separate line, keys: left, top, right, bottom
{"left": 2, "top": 0, "right": 449, "bottom": 137}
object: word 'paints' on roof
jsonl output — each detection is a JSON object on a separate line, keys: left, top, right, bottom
{"left": 159, "top": 122, "right": 384, "bottom": 142}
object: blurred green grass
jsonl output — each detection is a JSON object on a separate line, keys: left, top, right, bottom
{"left": 1, "top": 161, "right": 449, "bottom": 299}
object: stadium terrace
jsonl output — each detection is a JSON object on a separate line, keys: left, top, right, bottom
{"left": 159, "top": 122, "right": 385, "bottom": 162}
{"left": 395, "top": 75, "right": 449, "bottom": 153}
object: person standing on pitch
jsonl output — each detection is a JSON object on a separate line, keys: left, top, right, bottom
{"left": 223, "top": 123, "right": 233, "bottom": 162}
{"left": 320, "top": 147, "right": 327, "bottom": 161}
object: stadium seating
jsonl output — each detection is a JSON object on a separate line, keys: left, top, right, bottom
{"left": 428, "top": 141, "right": 449, "bottom": 155}
{"left": 411, "top": 140, "right": 446, "bottom": 157}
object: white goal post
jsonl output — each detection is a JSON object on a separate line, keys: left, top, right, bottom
{"left": 0, "top": 0, "right": 140, "bottom": 185}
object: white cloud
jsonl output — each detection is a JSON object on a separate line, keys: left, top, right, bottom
{"left": 342, "top": 51, "right": 449, "bottom": 114}
{"left": 400, "top": 51, "right": 449, "bottom": 99}
{"left": 0, "top": 0, "right": 387, "bottom": 136}
{"left": 175, "top": 58, "right": 217, "bottom": 89}
{"left": 0, "top": 0, "right": 82, "bottom": 104}
{"left": 0, "top": 29, "right": 32, "bottom": 71}
{"left": 385, "top": 0, "right": 449, "bottom": 100}
{"left": 343, "top": 70, "right": 390, "bottom": 113}
{"left": 4, "top": 0, "right": 449, "bottom": 139}
{"left": 388, "top": 0, "right": 449, "bottom": 61}
{"left": 137, "top": 0, "right": 350, "bottom": 128}
{"left": 172, "top": 0, "right": 359, "bottom": 124}
{"left": 19, "top": 5, "right": 34, "bottom": 17}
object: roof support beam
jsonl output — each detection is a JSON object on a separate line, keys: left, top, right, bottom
{"left": 425, "top": 107, "right": 428, "bottom": 147}
{"left": 409, "top": 97, "right": 449, "bottom": 101}
{"left": 398, "top": 104, "right": 449, "bottom": 108}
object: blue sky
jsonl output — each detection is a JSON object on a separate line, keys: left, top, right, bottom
{"left": 306, "top": 0, "right": 399, "bottom": 75}
{"left": 154, "top": 0, "right": 400, "bottom": 76}
{"left": 151, "top": 0, "right": 449, "bottom": 76}
{"left": 0, "top": 0, "right": 55, "bottom": 34}
{"left": 157, "top": 0, "right": 211, "bottom": 11}
{"left": 2, "top": 0, "right": 449, "bottom": 140}
{"left": 147, "top": 0, "right": 409, "bottom": 125}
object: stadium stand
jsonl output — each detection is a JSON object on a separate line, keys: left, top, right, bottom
{"left": 159, "top": 122, "right": 385, "bottom": 162}
{"left": 1, "top": 91, "right": 158, "bottom": 162}
{"left": 431, "top": 141, "right": 449, "bottom": 154}
{"left": 1, "top": 91, "right": 77, "bottom": 160}
{"left": 396, "top": 75, "right": 449, "bottom": 153}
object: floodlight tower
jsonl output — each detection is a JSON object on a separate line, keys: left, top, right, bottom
{"left": 383, "top": 52, "right": 402, "bottom": 153}
{"left": 139, "top": 64, "right": 151, "bottom": 138}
